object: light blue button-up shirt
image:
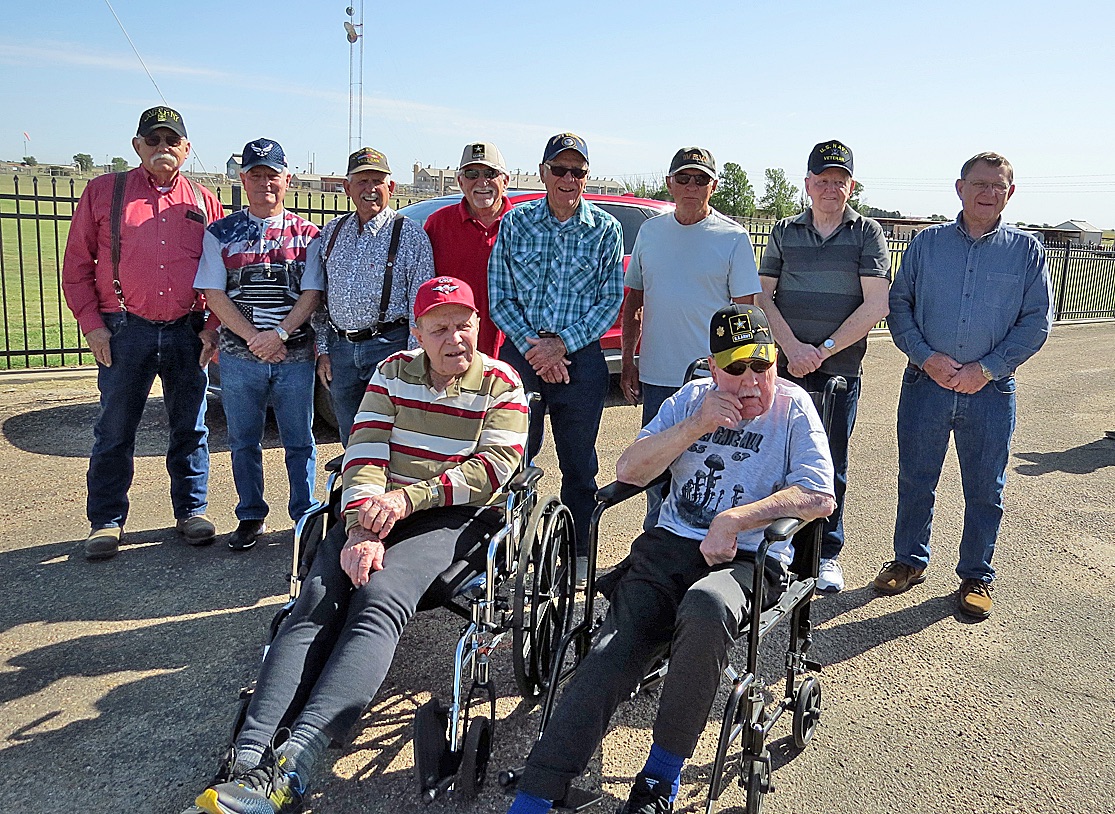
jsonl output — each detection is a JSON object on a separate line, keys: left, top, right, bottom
{"left": 888, "top": 214, "right": 1052, "bottom": 379}
{"left": 487, "top": 197, "right": 623, "bottom": 355}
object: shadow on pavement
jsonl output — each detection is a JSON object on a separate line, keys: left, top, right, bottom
{"left": 1013, "top": 438, "right": 1115, "bottom": 476}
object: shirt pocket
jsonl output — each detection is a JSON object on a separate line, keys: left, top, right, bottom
{"left": 984, "top": 271, "right": 1022, "bottom": 312}
{"left": 565, "top": 255, "right": 600, "bottom": 296}
{"left": 510, "top": 248, "right": 544, "bottom": 277}
{"left": 178, "top": 207, "right": 207, "bottom": 260}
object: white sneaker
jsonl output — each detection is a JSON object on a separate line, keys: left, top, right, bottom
{"left": 817, "top": 558, "right": 845, "bottom": 593}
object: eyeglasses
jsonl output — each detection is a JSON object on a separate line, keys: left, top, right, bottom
{"left": 671, "top": 173, "right": 712, "bottom": 187}
{"left": 461, "top": 168, "right": 502, "bottom": 180}
{"left": 722, "top": 359, "right": 773, "bottom": 375}
{"left": 965, "top": 180, "right": 1010, "bottom": 195}
{"left": 545, "top": 164, "right": 588, "bottom": 180}
{"left": 143, "top": 133, "right": 183, "bottom": 148}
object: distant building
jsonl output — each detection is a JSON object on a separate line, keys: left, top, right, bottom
{"left": 871, "top": 217, "right": 942, "bottom": 240}
{"left": 226, "top": 154, "right": 242, "bottom": 180}
{"left": 1051, "top": 220, "right": 1103, "bottom": 245}
{"left": 290, "top": 174, "right": 346, "bottom": 194}
{"left": 413, "top": 162, "right": 627, "bottom": 196}
{"left": 413, "top": 164, "right": 459, "bottom": 195}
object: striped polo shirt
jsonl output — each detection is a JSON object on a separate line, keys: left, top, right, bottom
{"left": 759, "top": 206, "right": 890, "bottom": 376}
{"left": 341, "top": 349, "right": 529, "bottom": 529}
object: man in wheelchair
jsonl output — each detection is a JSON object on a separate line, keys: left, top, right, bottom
{"left": 506, "top": 305, "right": 835, "bottom": 814}
{"left": 189, "top": 276, "right": 528, "bottom": 814}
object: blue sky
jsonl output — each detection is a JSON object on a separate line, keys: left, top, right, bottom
{"left": 2, "top": 0, "right": 1113, "bottom": 228}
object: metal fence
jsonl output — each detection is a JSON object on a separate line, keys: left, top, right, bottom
{"left": 1, "top": 173, "right": 1112, "bottom": 369}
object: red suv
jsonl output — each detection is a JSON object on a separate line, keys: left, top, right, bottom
{"left": 398, "top": 191, "right": 674, "bottom": 373}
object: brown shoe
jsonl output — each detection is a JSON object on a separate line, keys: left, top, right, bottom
{"left": 873, "top": 560, "right": 926, "bottom": 595}
{"left": 958, "top": 579, "right": 993, "bottom": 619}
{"left": 176, "top": 514, "right": 217, "bottom": 546}
{"left": 85, "top": 526, "right": 122, "bottom": 561}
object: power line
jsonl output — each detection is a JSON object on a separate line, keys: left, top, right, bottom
{"left": 103, "top": 0, "right": 166, "bottom": 103}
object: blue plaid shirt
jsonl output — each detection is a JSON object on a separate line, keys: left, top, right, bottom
{"left": 487, "top": 197, "right": 623, "bottom": 354}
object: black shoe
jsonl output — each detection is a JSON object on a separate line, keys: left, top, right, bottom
{"left": 229, "top": 519, "right": 266, "bottom": 551}
{"left": 617, "top": 772, "right": 673, "bottom": 814}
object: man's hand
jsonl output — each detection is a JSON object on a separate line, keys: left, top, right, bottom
{"left": 316, "top": 354, "right": 332, "bottom": 389}
{"left": 922, "top": 352, "right": 963, "bottom": 389}
{"left": 948, "top": 362, "right": 990, "bottom": 394}
{"left": 700, "top": 515, "right": 739, "bottom": 566}
{"left": 198, "top": 328, "right": 219, "bottom": 367}
{"left": 525, "top": 336, "right": 568, "bottom": 372}
{"left": 784, "top": 340, "right": 824, "bottom": 379}
{"left": 538, "top": 358, "right": 571, "bottom": 384}
{"left": 340, "top": 526, "right": 386, "bottom": 588}
{"left": 86, "top": 327, "right": 112, "bottom": 367}
{"left": 694, "top": 389, "right": 745, "bottom": 434}
{"left": 620, "top": 359, "right": 640, "bottom": 404}
{"left": 247, "top": 329, "right": 287, "bottom": 364}
{"left": 356, "top": 490, "right": 413, "bottom": 540}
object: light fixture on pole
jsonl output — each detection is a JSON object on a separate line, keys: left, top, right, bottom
{"left": 344, "top": 2, "right": 364, "bottom": 153}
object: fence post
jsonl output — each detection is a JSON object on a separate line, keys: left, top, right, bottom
{"left": 231, "top": 184, "right": 242, "bottom": 211}
{"left": 1054, "top": 243, "right": 1071, "bottom": 321}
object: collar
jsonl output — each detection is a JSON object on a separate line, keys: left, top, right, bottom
{"left": 355, "top": 206, "right": 396, "bottom": 234}
{"left": 141, "top": 167, "right": 181, "bottom": 193}
{"left": 954, "top": 210, "right": 1003, "bottom": 242}
{"left": 542, "top": 197, "right": 595, "bottom": 228}
{"left": 404, "top": 349, "right": 485, "bottom": 397}
{"left": 793, "top": 204, "right": 859, "bottom": 229}
{"left": 456, "top": 196, "right": 512, "bottom": 226}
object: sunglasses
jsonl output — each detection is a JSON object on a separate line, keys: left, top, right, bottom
{"left": 143, "top": 133, "right": 183, "bottom": 147}
{"left": 672, "top": 173, "right": 712, "bottom": 187}
{"left": 545, "top": 164, "right": 588, "bottom": 180}
{"left": 723, "top": 359, "right": 773, "bottom": 375}
{"left": 461, "top": 167, "right": 502, "bottom": 180}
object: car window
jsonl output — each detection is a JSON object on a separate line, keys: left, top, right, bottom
{"left": 594, "top": 203, "right": 653, "bottom": 254}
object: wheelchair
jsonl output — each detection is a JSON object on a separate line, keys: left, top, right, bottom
{"left": 225, "top": 446, "right": 578, "bottom": 802}
{"left": 501, "top": 364, "right": 845, "bottom": 814}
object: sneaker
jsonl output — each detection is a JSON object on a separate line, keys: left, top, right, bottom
{"left": 177, "top": 514, "right": 217, "bottom": 546}
{"left": 228, "top": 519, "right": 267, "bottom": 552}
{"left": 872, "top": 560, "right": 926, "bottom": 595}
{"left": 617, "top": 772, "right": 673, "bottom": 814}
{"left": 194, "top": 753, "right": 304, "bottom": 814}
{"left": 958, "top": 579, "right": 993, "bottom": 619}
{"left": 84, "top": 526, "right": 122, "bottom": 561}
{"left": 575, "top": 555, "right": 589, "bottom": 591}
{"left": 816, "top": 558, "right": 845, "bottom": 593}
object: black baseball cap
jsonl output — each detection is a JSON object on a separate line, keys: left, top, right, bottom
{"left": 240, "top": 138, "right": 287, "bottom": 172}
{"left": 347, "top": 146, "right": 391, "bottom": 175}
{"left": 709, "top": 304, "right": 777, "bottom": 369}
{"left": 542, "top": 132, "right": 589, "bottom": 164}
{"left": 137, "top": 106, "right": 187, "bottom": 138}
{"left": 669, "top": 147, "right": 717, "bottom": 178}
{"left": 808, "top": 140, "right": 853, "bottom": 176}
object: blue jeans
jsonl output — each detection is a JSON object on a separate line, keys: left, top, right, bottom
{"left": 641, "top": 382, "right": 680, "bottom": 532}
{"left": 893, "top": 366, "right": 1016, "bottom": 583}
{"left": 780, "top": 370, "right": 861, "bottom": 561}
{"left": 326, "top": 323, "right": 409, "bottom": 446}
{"left": 88, "top": 312, "right": 209, "bottom": 529}
{"left": 219, "top": 353, "right": 317, "bottom": 522}
{"left": 502, "top": 341, "right": 609, "bottom": 555}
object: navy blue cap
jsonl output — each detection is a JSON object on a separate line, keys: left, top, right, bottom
{"left": 543, "top": 132, "right": 589, "bottom": 164}
{"left": 240, "top": 138, "right": 287, "bottom": 173}
{"left": 808, "top": 140, "right": 853, "bottom": 176}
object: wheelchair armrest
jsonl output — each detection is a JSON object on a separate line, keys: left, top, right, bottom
{"left": 596, "top": 472, "right": 670, "bottom": 508}
{"left": 508, "top": 465, "right": 545, "bottom": 493}
{"left": 323, "top": 454, "right": 344, "bottom": 474}
{"left": 763, "top": 517, "right": 809, "bottom": 543}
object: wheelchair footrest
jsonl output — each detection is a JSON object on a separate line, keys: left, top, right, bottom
{"left": 555, "top": 786, "right": 603, "bottom": 812}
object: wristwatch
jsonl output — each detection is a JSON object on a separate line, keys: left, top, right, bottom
{"left": 822, "top": 339, "right": 836, "bottom": 355}
{"left": 275, "top": 325, "right": 290, "bottom": 342}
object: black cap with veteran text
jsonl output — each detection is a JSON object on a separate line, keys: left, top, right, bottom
{"left": 808, "top": 139, "right": 853, "bottom": 176}
{"left": 669, "top": 147, "right": 717, "bottom": 178}
{"left": 710, "top": 304, "right": 777, "bottom": 369}
{"left": 137, "top": 106, "right": 187, "bottom": 138}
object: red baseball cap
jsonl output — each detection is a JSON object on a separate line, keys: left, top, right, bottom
{"left": 414, "top": 276, "right": 478, "bottom": 319}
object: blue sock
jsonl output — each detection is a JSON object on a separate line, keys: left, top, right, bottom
{"left": 508, "top": 790, "right": 553, "bottom": 814}
{"left": 642, "top": 742, "right": 684, "bottom": 801}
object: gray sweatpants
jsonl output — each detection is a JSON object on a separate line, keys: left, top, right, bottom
{"left": 520, "top": 527, "right": 785, "bottom": 801}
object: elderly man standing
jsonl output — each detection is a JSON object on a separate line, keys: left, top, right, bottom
{"left": 876, "top": 152, "right": 1052, "bottom": 619}
{"left": 313, "top": 147, "right": 434, "bottom": 445}
{"left": 195, "top": 138, "right": 323, "bottom": 550}
{"left": 504, "top": 305, "right": 833, "bottom": 814}
{"left": 185, "top": 276, "right": 527, "bottom": 814}
{"left": 488, "top": 132, "right": 623, "bottom": 577}
{"left": 757, "top": 140, "right": 891, "bottom": 593}
{"left": 62, "top": 106, "right": 222, "bottom": 561}
{"left": 424, "top": 141, "right": 511, "bottom": 357}
{"left": 621, "top": 146, "right": 760, "bottom": 529}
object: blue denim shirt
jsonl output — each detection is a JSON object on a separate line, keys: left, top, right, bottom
{"left": 888, "top": 214, "right": 1052, "bottom": 379}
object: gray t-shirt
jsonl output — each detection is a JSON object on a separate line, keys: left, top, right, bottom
{"left": 639, "top": 377, "right": 835, "bottom": 565}
{"left": 625, "top": 210, "right": 760, "bottom": 387}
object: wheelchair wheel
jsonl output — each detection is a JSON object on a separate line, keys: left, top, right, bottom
{"left": 512, "top": 496, "right": 575, "bottom": 699}
{"left": 457, "top": 715, "right": 492, "bottom": 801}
{"left": 413, "top": 700, "right": 453, "bottom": 795}
{"left": 791, "top": 676, "right": 822, "bottom": 749}
{"left": 744, "top": 758, "right": 770, "bottom": 814}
